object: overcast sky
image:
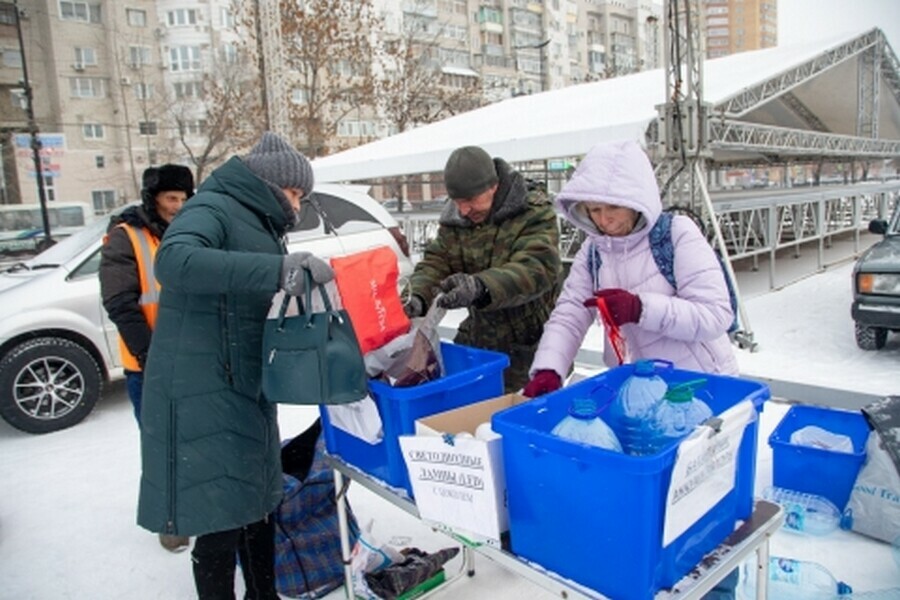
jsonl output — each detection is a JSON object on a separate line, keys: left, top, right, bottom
{"left": 779, "top": 0, "right": 900, "bottom": 50}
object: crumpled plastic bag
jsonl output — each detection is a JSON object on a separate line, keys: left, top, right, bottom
{"left": 364, "top": 546, "right": 460, "bottom": 599}
{"left": 364, "top": 296, "right": 446, "bottom": 388}
{"left": 841, "top": 395, "right": 900, "bottom": 544}
{"left": 350, "top": 519, "right": 405, "bottom": 600}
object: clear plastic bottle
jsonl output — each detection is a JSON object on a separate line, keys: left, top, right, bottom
{"left": 551, "top": 397, "right": 623, "bottom": 452}
{"left": 842, "top": 589, "right": 900, "bottom": 599}
{"left": 762, "top": 485, "right": 841, "bottom": 536}
{"left": 607, "top": 359, "right": 669, "bottom": 455}
{"left": 741, "top": 556, "right": 853, "bottom": 599}
{"left": 651, "top": 379, "right": 713, "bottom": 448}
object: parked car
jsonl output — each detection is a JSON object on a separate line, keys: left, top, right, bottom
{"left": 0, "top": 184, "right": 412, "bottom": 434}
{"left": 851, "top": 201, "right": 900, "bottom": 350}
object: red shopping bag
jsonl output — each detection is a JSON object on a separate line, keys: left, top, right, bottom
{"left": 330, "top": 246, "right": 411, "bottom": 354}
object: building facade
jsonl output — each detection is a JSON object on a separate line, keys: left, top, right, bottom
{"left": 3, "top": 0, "right": 669, "bottom": 213}
{"left": 704, "top": 0, "right": 777, "bottom": 59}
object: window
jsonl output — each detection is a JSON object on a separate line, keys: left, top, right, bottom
{"left": 173, "top": 81, "right": 203, "bottom": 99}
{"left": 220, "top": 43, "right": 238, "bottom": 64}
{"left": 138, "top": 121, "right": 158, "bottom": 136}
{"left": 74, "top": 47, "right": 97, "bottom": 68}
{"left": 133, "top": 83, "right": 153, "bottom": 100}
{"left": 10, "top": 88, "right": 26, "bottom": 110}
{"left": 43, "top": 175, "right": 57, "bottom": 202}
{"left": 219, "top": 7, "right": 234, "bottom": 28}
{"left": 95, "top": 155, "right": 105, "bottom": 168}
{"left": 60, "top": 2, "right": 100, "bottom": 23}
{"left": 291, "top": 88, "right": 308, "bottom": 104}
{"left": 91, "top": 190, "right": 116, "bottom": 214}
{"left": 179, "top": 120, "right": 206, "bottom": 136}
{"left": 70, "top": 78, "right": 105, "bottom": 98}
{"left": 128, "top": 46, "right": 151, "bottom": 67}
{"left": 3, "top": 49, "right": 22, "bottom": 68}
{"left": 126, "top": 8, "right": 146, "bottom": 27}
{"left": 169, "top": 46, "right": 201, "bottom": 72}
{"left": 337, "top": 120, "right": 376, "bottom": 138}
{"left": 167, "top": 9, "right": 198, "bottom": 26}
{"left": 82, "top": 123, "right": 104, "bottom": 139}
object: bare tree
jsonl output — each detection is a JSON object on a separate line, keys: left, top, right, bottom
{"left": 279, "top": 0, "right": 380, "bottom": 158}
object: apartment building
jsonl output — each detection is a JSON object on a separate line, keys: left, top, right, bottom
{"left": 704, "top": 0, "right": 777, "bottom": 58}
{"left": 2, "top": 0, "right": 666, "bottom": 212}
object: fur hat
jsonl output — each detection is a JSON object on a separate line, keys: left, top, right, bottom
{"left": 443, "top": 146, "right": 498, "bottom": 200}
{"left": 141, "top": 164, "right": 194, "bottom": 212}
{"left": 243, "top": 132, "right": 314, "bottom": 193}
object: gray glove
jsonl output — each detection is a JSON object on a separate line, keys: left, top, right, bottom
{"left": 437, "top": 274, "right": 487, "bottom": 309}
{"left": 281, "top": 251, "right": 334, "bottom": 296}
{"left": 404, "top": 295, "right": 426, "bottom": 318}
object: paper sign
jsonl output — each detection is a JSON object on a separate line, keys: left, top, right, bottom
{"left": 399, "top": 433, "right": 507, "bottom": 544}
{"left": 663, "top": 400, "right": 755, "bottom": 546}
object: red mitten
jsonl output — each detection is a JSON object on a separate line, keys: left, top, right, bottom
{"left": 588, "top": 288, "right": 642, "bottom": 325}
{"left": 522, "top": 370, "right": 562, "bottom": 398}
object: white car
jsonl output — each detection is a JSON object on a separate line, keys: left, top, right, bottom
{"left": 0, "top": 184, "right": 412, "bottom": 434}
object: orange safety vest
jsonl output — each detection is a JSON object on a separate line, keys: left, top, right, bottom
{"left": 113, "top": 223, "right": 160, "bottom": 372}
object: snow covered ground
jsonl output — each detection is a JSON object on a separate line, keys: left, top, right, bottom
{"left": 1, "top": 255, "right": 898, "bottom": 599}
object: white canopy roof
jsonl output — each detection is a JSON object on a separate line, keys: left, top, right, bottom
{"left": 313, "top": 28, "right": 900, "bottom": 183}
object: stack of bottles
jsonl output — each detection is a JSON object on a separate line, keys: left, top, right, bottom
{"left": 551, "top": 397, "right": 623, "bottom": 452}
{"left": 762, "top": 486, "right": 841, "bottom": 536}
{"left": 741, "top": 556, "right": 852, "bottom": 599}
{"left": 606, "top": 359, "right": 714, "bottom": 456}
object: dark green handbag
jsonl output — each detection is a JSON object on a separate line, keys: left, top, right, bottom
{"left": 262, "top": 269, "right": 368, "bottom": 405}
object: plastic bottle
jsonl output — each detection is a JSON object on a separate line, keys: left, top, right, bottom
{"left": 741, "top": 556, "right": 852, "bottom": 599}
{"left": 842, "top": 589, "right": 900, "bottom": 599}
{"left": 551, "top": 397, "right": 623, "bottom": 452}
{"left": 650, "top": 379, "right": 713, "bottom": 449}
{"left": 762, "top": 485, "right": 841, "bottom": 536}
{"left": 607, "top": 359, "right": 669, "bottom": 455}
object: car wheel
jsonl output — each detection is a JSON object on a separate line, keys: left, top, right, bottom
{"left": 0, "top": 337, "right": 102, "bottom": 434}
{"left": 854, "top": 322, "right": 887, "bottom": 351}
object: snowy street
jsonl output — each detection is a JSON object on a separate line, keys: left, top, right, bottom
{"left": 1, "top": 258, "right": 899, "bottom": 598}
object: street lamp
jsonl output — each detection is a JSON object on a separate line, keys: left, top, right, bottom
{"left": 514, "top": 39, "right": 550, "bottom": 92}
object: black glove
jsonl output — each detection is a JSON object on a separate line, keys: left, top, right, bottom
{"left": 404, "top": 295, "right": 426, "bottom": 318}
{"left": 437, "top": 274, "right": 486, "bottom": 309}
{"left": 281, "top": 251, "right": 334, "bottom": 296}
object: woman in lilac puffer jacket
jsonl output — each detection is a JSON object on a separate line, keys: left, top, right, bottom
{"left": 524, "top": 139, "right": 738, "bottom": 397}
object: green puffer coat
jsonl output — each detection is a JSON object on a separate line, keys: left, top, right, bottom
{"left": 409, "top": 159, "right": 562, "bottom": 391}
{"left": 137, "top": 156, "right": 287, "bottom": 537}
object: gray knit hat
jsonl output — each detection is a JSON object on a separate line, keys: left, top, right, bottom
{"left": 243, "top": 132, "right": 314, "bottom": 193}
{"left": 444, "top": 146, "right": 498, "bottom": 200}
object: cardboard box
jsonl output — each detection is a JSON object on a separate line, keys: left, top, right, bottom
{"left": 398, "top": 393, "right": 528, "bottom": 547}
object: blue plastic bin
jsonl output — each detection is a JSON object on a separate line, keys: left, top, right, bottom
{"left": 320, "top": 342, "right": 508, "bottom": 496}
{"left": 768, "top": 405, "right": 869, "bottom": 510}
{"left": 491, "top": 365, "right": 769, "bottom": 600}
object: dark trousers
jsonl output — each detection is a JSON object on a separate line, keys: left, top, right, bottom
{"left": 125, "top": 371, "right": 143, "bottom": 426}
{"left": 191, "top": 517, "right": 279, "bottom": 600}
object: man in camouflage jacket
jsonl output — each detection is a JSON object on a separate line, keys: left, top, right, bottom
{"left": 405, "top": 146, "right": 562, "bottom": 392}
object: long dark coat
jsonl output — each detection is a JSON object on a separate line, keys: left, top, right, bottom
{"left": 137, "top": 156, "right": 288, "bottom": 536}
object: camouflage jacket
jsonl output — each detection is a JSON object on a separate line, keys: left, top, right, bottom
{"left": 409, "top": 158, "right": 562, "bottom": 391}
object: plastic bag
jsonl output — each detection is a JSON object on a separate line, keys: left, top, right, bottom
{"left": 841, "top": 430, "right": 900, "bottom": 544}
{"left": 349, "top": 519, "right": 404, "bottom": 600}
{"left": 790, "top": 425, "right": 854, "bottom": 453}
{"left": 365, "top": 296, "right": 446, "bottom": 387}
{"left": 325, "top": 394, "right": 383, "bottom": 444}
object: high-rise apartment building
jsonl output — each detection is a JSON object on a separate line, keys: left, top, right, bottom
{"left": 704, "top": 0, "right": 777, "bottom": 58}
{"left": 2, "top": 0, "right": 663, "bottom": 211}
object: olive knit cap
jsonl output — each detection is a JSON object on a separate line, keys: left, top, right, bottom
{"left": 443, "top": 146, "right": 498, "bottom": 200}
{"left": 243, "top": 131, "right": 314, "bottom": 194}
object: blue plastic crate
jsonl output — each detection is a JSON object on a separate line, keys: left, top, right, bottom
{"left": 768, "top": 405, "right": 869, "bottom": 510}
{"left": 320, "top": 342, "right": 508, "bottom": 496}
{"left": 491, "top": 364, "right": 769, "bottom": 600}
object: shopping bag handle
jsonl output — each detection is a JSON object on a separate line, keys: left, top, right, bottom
{"left": 275, "top": 269, "right": 335, "bottom": 329}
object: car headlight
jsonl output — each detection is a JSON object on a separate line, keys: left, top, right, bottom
{"left": 858, "top": 273, "right": 900, "bottom": 296}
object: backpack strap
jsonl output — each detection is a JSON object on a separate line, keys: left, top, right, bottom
{"left": 648, "top": 213, "right": 677, "bottom": 291}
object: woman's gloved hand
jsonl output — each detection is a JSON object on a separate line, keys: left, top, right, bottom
{"left": 281, "top": 252, "right": 334, "bottom": 296}
{"left": 522, "top": 370, "right": 562, "bottom": 398}
{"left": 583, "top": 288, "right": 642, "bottom": 325}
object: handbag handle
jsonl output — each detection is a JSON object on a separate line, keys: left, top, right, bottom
{"left": 275, "top": 268, "right": 340, "bottom": 330}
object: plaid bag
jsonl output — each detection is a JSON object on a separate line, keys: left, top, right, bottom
{"left": 274, "top": 420, "right": 359, "bottom": 599}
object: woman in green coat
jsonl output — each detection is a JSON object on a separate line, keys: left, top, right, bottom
{"left": 137, "top": 132, "right": 333, "bottom": 599}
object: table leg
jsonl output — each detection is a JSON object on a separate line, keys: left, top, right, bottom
{"left": 755, "top": 532, "right": 770, "bottom": 600}
{"left": 334, "top": 468, "right": 354, "bottom": 599}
